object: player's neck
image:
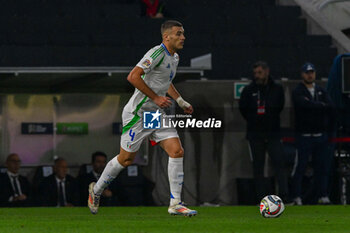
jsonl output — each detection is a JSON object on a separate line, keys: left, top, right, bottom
{"left": 162, "top": 42, "right": 175, "bottom": 55}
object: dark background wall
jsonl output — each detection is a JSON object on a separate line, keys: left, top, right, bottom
{"left": 0, "top": 79, "right": 328, "bottom": 205}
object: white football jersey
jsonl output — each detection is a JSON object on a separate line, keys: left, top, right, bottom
{"left": 123, "top": 43, "right": 179, "bottom": 116}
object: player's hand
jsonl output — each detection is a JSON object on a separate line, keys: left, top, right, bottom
{"left": 153, "top": 96, "right": 172, "bottom": 108}
{"left": 183, "top": 105, "right": 193, "bottom": 114}
{"left": 102, "top": 189, "right": 113, "bottom": 198}
{"left": 176, "top": 96, "right": 193, "bottom": 114}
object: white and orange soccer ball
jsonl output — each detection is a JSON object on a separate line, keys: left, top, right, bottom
{"left": 259, "top": 195, "right": 285, "bottom": 218}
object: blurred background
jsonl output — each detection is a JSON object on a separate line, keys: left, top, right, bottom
{"left": 0, "top": 0, "right": 349, "bottom": 207}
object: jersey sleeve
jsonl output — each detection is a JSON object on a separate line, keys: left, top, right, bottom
{"left": 136, "top": 47, "right": 165, "bottom": 74}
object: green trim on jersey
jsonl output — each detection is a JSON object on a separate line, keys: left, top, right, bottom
{"left": 151, "top": 47, "right": 164, "bottom": 59}
{"left": 150, "top": 47, "right": 162, "bottom": 57}
{"left": 141, "top": 74, "right": 145, "bottom": 79}
{"left": 150, "top": 47, "right": 164, "bottom": 58}
{"left": 122, "top": 96, "right": 148, "bottom": 134}
{"left": 155, "top": 55, "right": 165, "bottom": 68}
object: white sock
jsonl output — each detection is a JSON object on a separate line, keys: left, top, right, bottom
{"left": 168, "top": 157, "right": 184, "bottom": 206}
{"left": 93, "top": 155, "right": 124, "bottom": 195}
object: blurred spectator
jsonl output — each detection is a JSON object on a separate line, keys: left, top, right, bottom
{"left": 239, "top": 61, "right": 289, "bottom": 202}
{"left": 291, "top": 63, "right": 335, "bottom": 205}
{"left": 39, "top": 158, "right": 79, "bottom": 207}
{"left": 0, "top": 153, "right": 31, "bottom": 207}
{"left": 140, "top": 0, "right": 165, "bottom": 18}
{"left": 78, "top": 151, "right": 117, "bottom": 206}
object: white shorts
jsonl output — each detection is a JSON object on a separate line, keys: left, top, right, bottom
{"left": 120, "top": 111, "right": 179, "bottom": 152}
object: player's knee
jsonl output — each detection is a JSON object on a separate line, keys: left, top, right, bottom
{"left": 118, "top": 153, "right": 135, "bottom": 167}
{"left": 122, "top": 159, "right": 134, "bottom": 167}
{"left": 119, "top": 157, "right": 134, "bottom": 167}
{"left": 171, "top": 148, "right": 184, "bottom": 158}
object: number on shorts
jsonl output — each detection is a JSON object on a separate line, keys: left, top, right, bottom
{"left": 129, "top": 129, "right": 135, "bottom": 141}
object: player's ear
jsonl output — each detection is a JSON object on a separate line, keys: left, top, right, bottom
{"left": 162, "top": 33, "right": 167, "bottom": 41}
{"left": 162, "top": 28, "right": 171, "bottom": 41}
{"left": 162, "top": 32, "right": 169, "bottom": 41}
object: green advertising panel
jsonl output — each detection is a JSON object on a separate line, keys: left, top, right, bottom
{"left": 56, "top": 123, "right": 88, "bottom": 135}
{"left": 234, "top": 82, "right": 249, "bottom": 99}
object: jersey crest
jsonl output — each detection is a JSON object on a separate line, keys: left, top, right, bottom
{"left": 141, "top": 59, "right": 151, "bottom": 68}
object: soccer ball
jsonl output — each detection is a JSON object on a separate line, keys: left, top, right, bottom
{"left": 259, "top": 195, "right": 285, "bottom": 218}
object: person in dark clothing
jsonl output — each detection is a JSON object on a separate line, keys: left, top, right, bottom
{"left": 239, "top": 61, "right": 289, "bottom": 202}
{"left": 78, "top": 151, "right": 117, "bottom": 206}
{"left": 39, "top": 158, "right": 79, "bottom": 207}
{"left": 0, "top": 153, "right": 31, "bottom": 207}
{"left": 140, "top": 0, "right": 165, "bottom": 18}
{"left": 291, "top": 62, "right": 335, "bottom": 205}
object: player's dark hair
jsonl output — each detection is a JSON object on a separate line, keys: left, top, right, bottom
{"left": 253, "top": 61, "right": 269, "bottom": 70}
{"left": 91, "top": 151, "right": 107, "bottom": 163}
{"left": 161, "top": 20, "right": 183, "bottom": 35}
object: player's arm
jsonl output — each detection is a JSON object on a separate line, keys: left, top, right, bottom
{"left": 127, "top": 66, "right": 171, "bottom": 108}
{"left": 167, "top": 83, "right": 193, "bottom": 114}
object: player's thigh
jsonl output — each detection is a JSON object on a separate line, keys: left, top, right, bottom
{"left": 159, "top": 137, "right": 184, "bottom": 158}
{"left": 120, "top": 113, "right": 153, "bottom": 154}
{"left": 150, "top": 128, "right": 182, "bottom": 158}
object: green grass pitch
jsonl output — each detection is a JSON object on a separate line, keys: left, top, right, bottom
{"left": 0, "top": 206, "right": 349, "bottom": 233}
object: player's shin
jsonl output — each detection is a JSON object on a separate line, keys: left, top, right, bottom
{"left": 168, "top": 157, "right": 184, "bottom": 206}
{"left": 93, "top": 155, "right": 124, "bottom": 195}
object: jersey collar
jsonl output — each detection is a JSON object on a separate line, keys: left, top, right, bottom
{"left": 161, "top": 43, "right": 171, "bottom": 56}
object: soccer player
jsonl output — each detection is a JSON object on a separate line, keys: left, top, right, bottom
{"left": 88, "top": 20, "right": 197, "bottom": 216}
